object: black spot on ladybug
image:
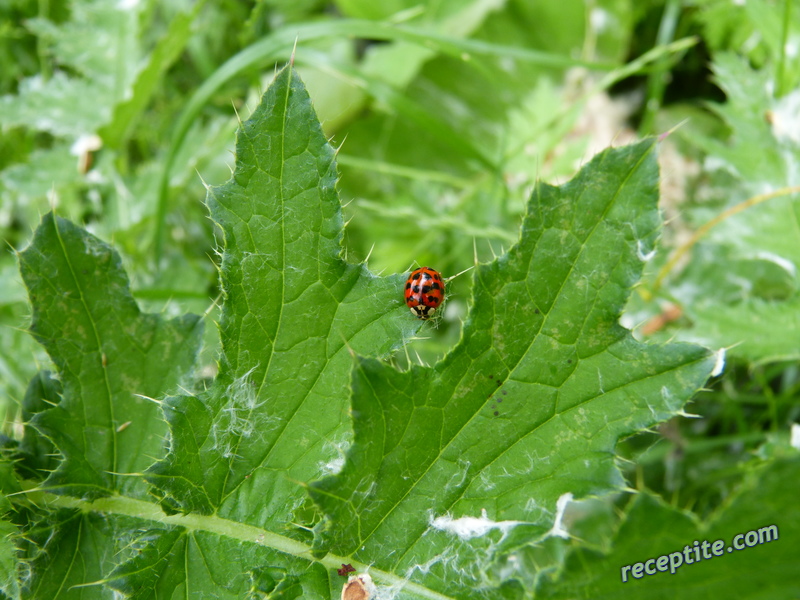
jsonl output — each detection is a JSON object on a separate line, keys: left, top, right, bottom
{"left": 421, "top": 285, "right": 431, "bottom": 293}
{"left": 405, "top": 283, "right": 411, "bottom": 289}
{"left": 431, "top": 282, "right": 441, "bottom": 290}
{"left": 412, "top": 285, "right": 420, "bottom": 293}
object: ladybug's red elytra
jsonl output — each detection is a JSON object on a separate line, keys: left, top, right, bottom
{"left": 404, "top": 267, "right": 445, "bottom": 319}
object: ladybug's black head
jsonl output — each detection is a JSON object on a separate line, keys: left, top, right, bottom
{"left": 410, "top": 305, "right": 435, "bottom": 319}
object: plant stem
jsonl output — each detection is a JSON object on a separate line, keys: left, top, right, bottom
{"left": 649, "top": 185, "right": 800, "bottom": 296}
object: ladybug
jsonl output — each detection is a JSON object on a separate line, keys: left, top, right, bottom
{"left": 404, "top": 267, "right": 445, "bottom": 319}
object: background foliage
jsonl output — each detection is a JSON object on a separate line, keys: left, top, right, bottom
{"left": 1, "top": 0, "right": 799, "bottom": 598}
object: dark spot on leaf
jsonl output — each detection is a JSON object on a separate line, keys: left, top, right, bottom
{"left": 502, "top": 390, "right": 507, "bottom": 395}
{"left": 489, "top": 375, "right": 494, "bottom": 379}
{"left": 494, "top": 411, "right": 499, "bottom": 416}
{"left": 337, "top": 564, "right": 356, "bottom": 577}
{"left": 535, "top": 309, "right": 540, "bottom": 314}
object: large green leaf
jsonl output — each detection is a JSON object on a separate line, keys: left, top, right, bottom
{"left": 310, "top": 139, "right": 715, "bottom": 596}
{"left": 10, "top": 64, "right": 714, "bottom": 599}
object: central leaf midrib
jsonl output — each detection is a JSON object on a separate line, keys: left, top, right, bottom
{"left": 51, "top": 216, "right": 119, "bottom": 491}
{"left": 216, "top": 69, "right": 294, "bottom": 505}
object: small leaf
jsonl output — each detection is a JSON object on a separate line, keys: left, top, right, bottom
{"left": 18, "top": 214, "right": 203, "bottom": 499}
